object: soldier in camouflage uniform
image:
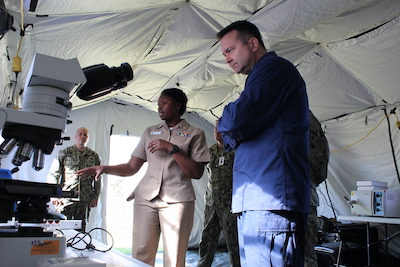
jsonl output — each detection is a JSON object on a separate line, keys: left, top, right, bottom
{"left": 47, "top": 127, "right": 102, "bottom": 232}
{"left": 305, "top": 111, "right": 330, "bottom": 267}
{"left": 198, "top": 121, "right": 240, "bottom": 267}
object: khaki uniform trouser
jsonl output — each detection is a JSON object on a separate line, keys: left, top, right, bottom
{"left": 132, "top": 196, "right": 194, "bottom": 267}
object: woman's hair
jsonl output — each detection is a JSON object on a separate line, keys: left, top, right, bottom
{"left": 161, "top": 88, "right": 188, "bottom": 115}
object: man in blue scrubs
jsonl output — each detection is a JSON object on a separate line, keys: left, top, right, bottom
{"left": 217, "top": 21, "right": 310, "bottom": 267}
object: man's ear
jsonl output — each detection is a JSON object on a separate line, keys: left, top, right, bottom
{"left": 249, "top": 37, "right": 259, "bottom": 51}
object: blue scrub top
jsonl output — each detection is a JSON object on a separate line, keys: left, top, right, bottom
{"left": 219, "top": 51, "right": 310, "bottom": 214}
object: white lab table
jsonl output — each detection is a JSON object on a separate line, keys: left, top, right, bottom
{"left": 338, "top": 215, "right": 400, "bottom": 266}
{"left": 63, "top": 229, "right": 151, "bottom": 267}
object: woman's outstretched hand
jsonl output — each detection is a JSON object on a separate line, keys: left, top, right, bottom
{"left": 76, "top": 166, "right": 104, "bottom": 181}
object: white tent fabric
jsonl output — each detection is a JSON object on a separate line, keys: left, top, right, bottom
{"left": 2, "top": 0, "right": 400, "bottom": 256}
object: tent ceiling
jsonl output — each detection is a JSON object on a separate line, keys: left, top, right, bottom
{"left": 3, "top": 0, "right": 400, "bottom": 256}
{"left": 2, "top": 0, "right": 400, "bottom": 124}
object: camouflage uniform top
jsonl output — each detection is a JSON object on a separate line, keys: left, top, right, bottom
{"left": 48, "top": 145, "right": 102, "bottom": 204}
{"left": 205, "top": 143, "right": 235, "bottom": 207}
{"left": 309, "top": 111, "right": 329, "bottom": 207}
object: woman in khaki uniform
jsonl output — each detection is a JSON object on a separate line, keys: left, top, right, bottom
{"left": 77, "top": 88, "right": 210, "bottom": 267}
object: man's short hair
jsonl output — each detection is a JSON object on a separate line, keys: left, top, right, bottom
{"left": 216, "top": 20, "right": 266, "bottom": 49}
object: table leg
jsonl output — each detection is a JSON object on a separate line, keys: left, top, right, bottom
{"left": 366, "top": 222, "right": 371, "bottom": 267}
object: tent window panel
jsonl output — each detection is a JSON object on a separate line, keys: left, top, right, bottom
{"left": 106, "top": 134, "right": 147, "bottom": 252}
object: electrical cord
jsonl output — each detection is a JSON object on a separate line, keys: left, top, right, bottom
{"left": 384, "top": 108, "right": 400, "bottom": 184}
{"left": 1, "top": 79, "right": 16, "bottom": 106}
{"left": 66, "top": 227, "right": 114, "bottom": 252}
{"left": 330, "top": 109, "right": 400, "bottom": 153}
{"left": 323, "top": 180, "right": 339, "bottom": 220}
{"left": 10, "top": 74, "right": 18, "bottom": 107}
{"left": 329, "top": 108, "right": 400, "bottom": 185}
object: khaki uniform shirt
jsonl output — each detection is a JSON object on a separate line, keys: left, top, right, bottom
{"left": 129, "top": 119, "right": 210, "bottom": 203}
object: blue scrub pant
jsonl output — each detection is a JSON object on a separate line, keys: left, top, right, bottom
{"left": 237, "top": 210, "right": 307, "bottom": 267}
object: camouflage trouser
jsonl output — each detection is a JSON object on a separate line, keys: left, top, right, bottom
{"left": 198, "top": 204, "right": 241, "bottom": 267}
{"left": 304, "top": 207, "right": 318, "bottom": 267}
{"left": 57, "top": 200, "right": 89, "bottom": 232}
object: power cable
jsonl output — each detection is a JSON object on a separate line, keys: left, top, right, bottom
{"left": 384, "top": 108, "right": 400, "bottom": 184}
{"left": 322, "top": 180, "right": 338, "bottom": 220}
{"left": 330, "top": 111, "right": 400, "bottom": 153}
{"left": 65, "top": 227, "right": 114, "bottom": 252}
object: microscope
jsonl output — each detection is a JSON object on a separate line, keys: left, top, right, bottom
{"left": 0, "top": 53, "right": 86, "bottom": 170}
{"left": 0, "top": 53, "right": 133, "bottom": 171}
{"left": 0, "top": 53, "right": 133, "bottom": 266}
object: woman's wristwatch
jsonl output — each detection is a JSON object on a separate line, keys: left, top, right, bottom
{"left": 170, "top": 145, "right": 180, "bottom": 154}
